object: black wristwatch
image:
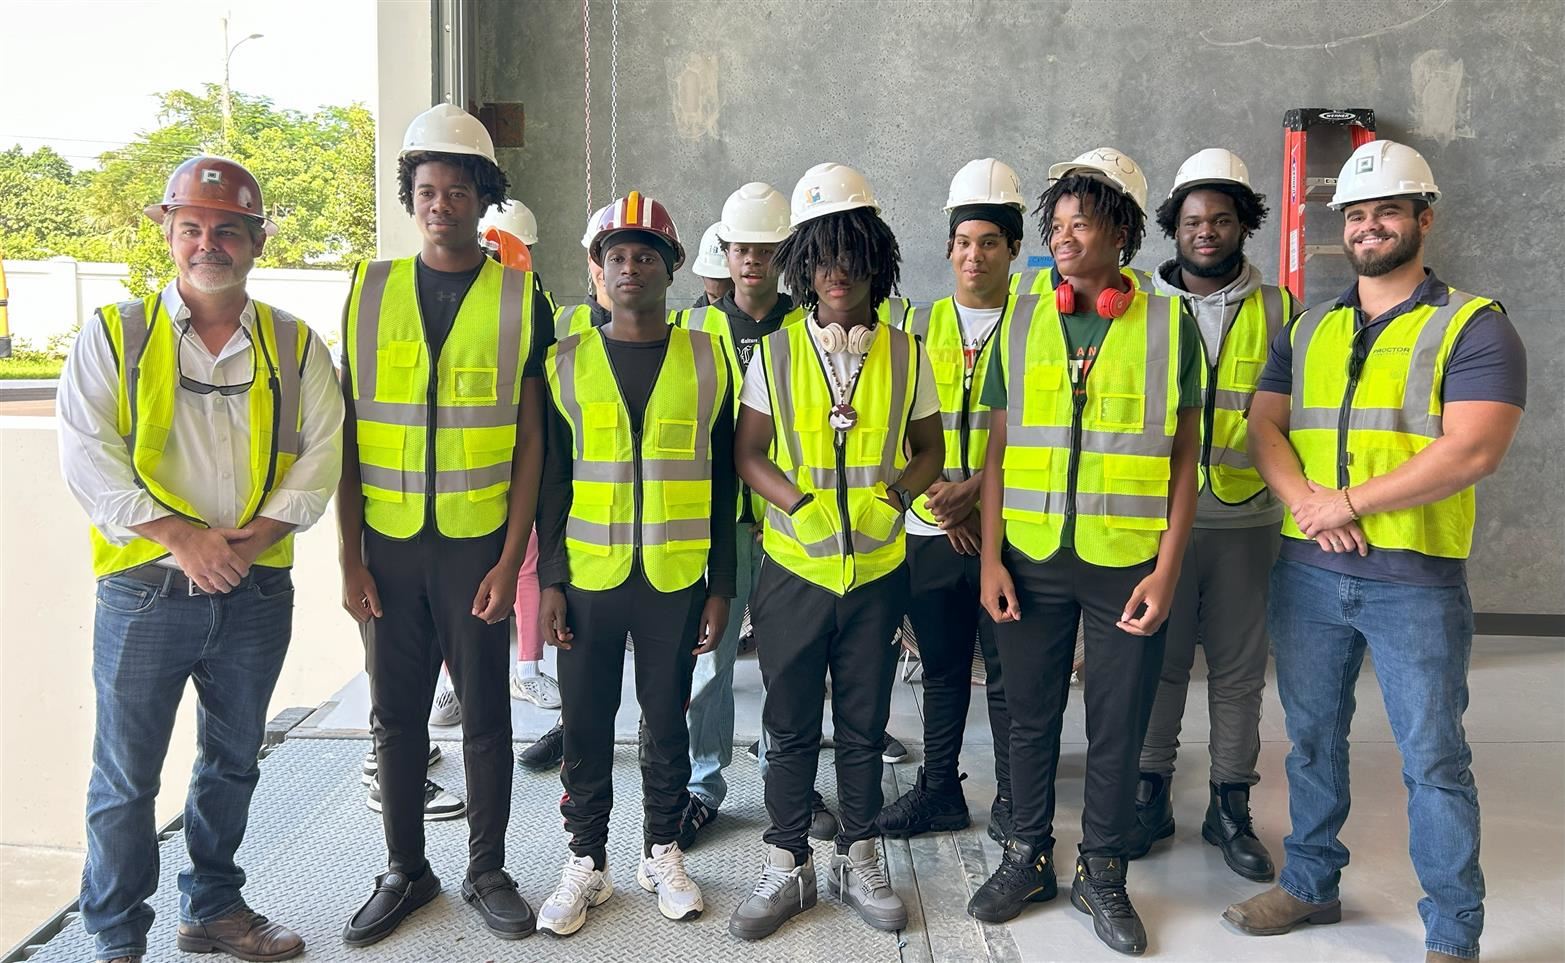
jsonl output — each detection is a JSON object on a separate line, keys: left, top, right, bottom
{"left": 889, "top": 485, "right": 912, "bottom": 513}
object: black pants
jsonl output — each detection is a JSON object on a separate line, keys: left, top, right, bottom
{"left": 755, "top": 558, "right": 905, "bottom": 857}
{"left": 906, "top": 534, "right": 1011, "bottom": 799}
{"left": 363, "top": 528, "right": 513, "bottom": 878}
{"left": 558, "top": 570, "right": 703, "bottom": 857}
{"left": 992, "top": 546, "right": 1166, "bottom": 858}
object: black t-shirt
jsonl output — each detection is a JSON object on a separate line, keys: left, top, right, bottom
{"left": 714, "top": 291, "right": 796, "bottom": 373}
{"left": 415, "top": 257, "right": 482, "bottom": 359}
{"left": 601, "top": 332, "right": 668, "bottom": 434}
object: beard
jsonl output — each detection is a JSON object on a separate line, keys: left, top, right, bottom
{"left": 1343, "top": 228, "right": 1421, "bottom": 278}
{"left": 183, "top": 258, "right": 248, "bottom": 294}
{"left": 1175, "top": 242, "right": 1245, "bottom": 280}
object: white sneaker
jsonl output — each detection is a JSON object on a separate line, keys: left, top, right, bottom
{"left": 510, "top": 671, "right": 563, "bottom": 709}
{"left": 537, "top": 854, "right": 613, "bottom": 937}
{"left": 430, "top": 678, "right": 461, "bottom": 726}
{"left": 637, "top": 841, "right": 703, "bottom": 921}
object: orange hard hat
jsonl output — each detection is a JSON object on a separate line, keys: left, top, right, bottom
{"left": 144, "top": 156, "right": 278, "bottom": 236}
{"left": 482, "top": 227, "right": 534, "bottom": 271}
{"left": 587, "top": 191, "right": 684, "bottom": 269}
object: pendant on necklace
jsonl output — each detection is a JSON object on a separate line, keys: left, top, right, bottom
{"left": 829, "top": 403, "right": 859, "bottom": 431}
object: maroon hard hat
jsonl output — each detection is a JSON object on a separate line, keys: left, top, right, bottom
{"left": 144, "top": 155, "right": 278, "bottom": 235}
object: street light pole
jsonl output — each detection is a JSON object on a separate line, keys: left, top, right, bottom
{"left": 221, "top": 16, "right": 263, "bottom": 147}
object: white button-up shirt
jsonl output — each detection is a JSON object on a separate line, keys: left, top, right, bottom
{"left": 57, "top": 279, "right": 345, "bottom": 552}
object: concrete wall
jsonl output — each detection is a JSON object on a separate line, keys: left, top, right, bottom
{"left": 478, "top": 0, "right": 1564, "bottom": 615}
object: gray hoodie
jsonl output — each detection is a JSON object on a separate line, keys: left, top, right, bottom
{"left": 1154, "top": 258, "right": 1285, "bottom": 529}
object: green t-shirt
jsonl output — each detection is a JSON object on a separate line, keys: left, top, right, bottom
{"left": 979, "top": 303, "right": 1202, "bottom": 548}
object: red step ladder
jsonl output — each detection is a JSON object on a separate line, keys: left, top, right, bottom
{"left": 1280, "top": 108, "right": 1377, "bottom": 302}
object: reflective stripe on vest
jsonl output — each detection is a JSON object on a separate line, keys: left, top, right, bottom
{"left": 905, "top": 296, "right": 1008, "bottom": 526}
{"left": 546, "top": 326, "right": 727, "bottom": 591}
{"left": 878, "top": 296, "right": 911, "bottom": 329}
{"left": 554, "top": 303, "right": 595, "bottom": 341}
{"left": 999, "top": 289, "right": 1181, "bottom": 566}
{"left": 1282, "top": 288, "right": 1492, "bottom": 558}
{"left": 1200, "top": 284, "right": 1289, "bottom": 504}
{"left": 760, "top": 322, "right": 916, "bottom": 595}
{"left": 89, "top": 295, "right": 305, "bottom": 577}
{"left": 348, "top": 257, "right": 532, "bottom": 539}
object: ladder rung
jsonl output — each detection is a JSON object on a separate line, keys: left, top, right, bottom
{"left": 1303, "top": 245, "right": 1343, "bottom": 259}
{"left": 1304, "top": 176, "right": 1337, "bottom": 202}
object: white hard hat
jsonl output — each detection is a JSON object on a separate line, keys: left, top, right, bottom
{"left": 1169, "top": 148, "right": 1252, "bottom": 198}
{"left": 581, "top": 203, "right": 610, "bottom": 249}
{"left": 400, "top": 103, "right": 496, "bottom": 164}
{"left": 1048, "top": 147, "right": 1149, "bottom": 213}
{"left": 789, "top": 162, "right": 880, "bottom": 228}
{"left": 718, "top": 182, "right": 790, "bottom": 244}
{"left": 1330, "top": 139, "right": 1440, "bottom": 210}
{"left": 691, "top": 222, "right": 729, "bottom": 278}
{"left": 478, "top": 198, "right": 538, "bottom": 246}
{"left": 945, "top": 158, "right": 1027, "bottom": 212}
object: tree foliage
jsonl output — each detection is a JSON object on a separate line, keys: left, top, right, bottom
{"left": 1, "top": 86, "right": 375, "bottom": 296}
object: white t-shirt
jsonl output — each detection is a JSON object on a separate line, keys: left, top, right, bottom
{"left": 739, "top": 318, "right": 940, "bottom": 420}
{"left": 905, "top": 302, "right": 1003, "bottom": 537}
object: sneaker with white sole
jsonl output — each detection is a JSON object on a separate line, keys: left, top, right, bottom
{"left": 536, "top": 854, "right": 612, "bottom": 937}
{"left": 509, "top": 671, "right": 562, "bottom": 709}
{"left": 430, "top": 679, "right": 461, "bottom": 726}
{"left": 729, "top": 846, "right": 817, "bottom": 941}
{"left": 828, "top": 838, "right": 907, "bottom": 931}
{"left": 360, "top": 744, "right": 442, "bottom": 785}
{"left": 366, "top": 776, "right": 466, "bottom": 821}
{"left": 637, "top": 841, "right": 703, "bottom": 921}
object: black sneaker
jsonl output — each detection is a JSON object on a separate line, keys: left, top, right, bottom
{"left": 519, "top": 722, "right": 565, "bottom": 772}
{"left": 808, "top": 791, "right": 839, "bottom": 841}
{"left": 876, "top": 767, "right": 969, "bottom": 837}
{"left": 366, "top": 776, "right": 466, "bottom": 821}
{"left": 967, "top": 839, "right": 1056, "bottom": 923}
{"left": 987, "top": 794, "right": 1015, "bottom": 844}
{"left": 360, "top": 743, "right": 442, "bottom": 786}
{"left": 746, "top": 740, "right": 760, "bottom": 761}
{"left": 1125, "top": 772, "right": 1174, "bottom": 860}
{"left": 881, "top": 734, "right": 909, "bottom": 764}
{"left": 1071, "top": 855, "right": 1146, "bottom": 955}
{"left": 676, "top": 793, "right": 718, "bottom": 851}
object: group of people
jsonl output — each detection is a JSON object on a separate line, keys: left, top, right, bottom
{"left": 58, "top": 99, "right": 1525, "bottom": 963}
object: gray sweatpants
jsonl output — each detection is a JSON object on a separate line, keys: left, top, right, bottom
{"left": 1139, "top": 523, "right": 1279, "bottom": 786}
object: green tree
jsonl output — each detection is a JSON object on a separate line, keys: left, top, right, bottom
{"left": 0, "top": 146, "right": 95, "bottom": 260}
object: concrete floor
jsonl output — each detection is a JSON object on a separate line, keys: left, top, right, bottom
{"left": 6, "top": 636, "right": 1562, "bottom": 961}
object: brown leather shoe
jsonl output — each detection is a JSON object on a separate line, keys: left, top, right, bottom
{"left": 1223, "top": 885, "right": 1341, "bottom": 935}
{"left": 1427, "top": 953, "right": 1475, "bottom": 962}
{"left": 176, "top": 907, "right": 304, "bottom": 961}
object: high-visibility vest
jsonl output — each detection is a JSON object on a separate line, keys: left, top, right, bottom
{"left": 1010, "top": 266, "right": 1151, "bottom": 296}
{"left": 345, "top": 257, "right": 535, "bottom": 539}
{"left": 545, "top": 326, "right": 729, "bottom": 592}
{"left": 554, "top": 303, "right": 717, "bottom": 342}
{"left": 878, "top": 296, "right": 912, "bottom": 329}
{"left": 680, "top": 302, "right": 807, "bottom": 520}
{"left": 997, "top": 290, "right": 1183, "bottom": 566}
{"left": 758, "top": 322, "right": 918, "bottom": 595}
{"left": 1282, "top": 288, "right": 1495, "bottom": 558}
{"left": 88, "top": 295, "right": 306, "bottom": 577}
{"left": 904, "top": 296, "right": 1016, "bottom": 526}
{"left": 1198, "top": 284, "right": 1291, "bottom": 504}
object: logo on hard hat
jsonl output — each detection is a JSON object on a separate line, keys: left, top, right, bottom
{"left": 201, "top": 169, "right": 223, "bottom": 184}
{"left": 806, "top": 187, "right": 822, "bottom": 204}
{"left": 1356, "top": 156, "right": 1375, "bottom": 173}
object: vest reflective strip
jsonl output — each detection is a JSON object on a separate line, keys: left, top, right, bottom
{"left": 941, "top": 409, "right": 992, "bottom": 432}
{"left": 1004, "top": 489, "right": 1167, "bottom": 518}
{"left": 119, "top": 299, "right": 151, "bottom": 448}
{"left": 352, "top": 260, "right": 528, "bottom": 429}
{"left": 1288, "top": 293, "right": 1475, "bottom": 438}
{"left": 358, "top": 461, "right": 509, "bottom": 493}
{"left": 570, "top": 459, "right": 712, "bottom": 483}
{"left": 553, "top": 304, "right": 578, "bottom": 340}
{"left": 566, "top": 518, "right": 712, "bottom": 548}
{"left": 766, "top": 333, "right": 808, "bottom": 473}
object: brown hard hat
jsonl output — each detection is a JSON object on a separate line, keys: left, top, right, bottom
{"left": 144, "top": 155, "right": 278, "bottom": 236}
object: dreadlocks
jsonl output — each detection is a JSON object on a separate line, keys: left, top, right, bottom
{"left": 1034, "top": 174, "right": 1146, "bottom": 268}
{"left": 774, "top": 207, "right": 903, "bottom": 312}
{"left": 1155, "top": 182, "right": 1269, "bottom": 239}
{"left": 397, "top": 150, "right": 511, "bottom": 215}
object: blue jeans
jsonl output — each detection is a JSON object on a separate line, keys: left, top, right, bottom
{"left": 686, "top": 526, "right": 762, "bottom": 808}
{"left": 1270, "top": 558, "right": 1483, "bottom": 959}
{"left": 80, "top": 569, "right": 294, "bottom": 960}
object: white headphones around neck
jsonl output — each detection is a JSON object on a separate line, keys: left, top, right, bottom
{"left": 816, "top": 321, "right": 877, "bottom": 354}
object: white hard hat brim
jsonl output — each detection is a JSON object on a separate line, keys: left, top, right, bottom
{"left": 790, "top": 198, "right": 879, "bottom": 228}
{"left": 717, "top": 226, "right": 790, "bottom": 244}
{"left": 1167, "top": 176, "right": 1255, "bottom": 199}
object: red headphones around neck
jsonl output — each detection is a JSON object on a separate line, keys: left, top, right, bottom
{"left": 1056, "top": 279, "right": 1134, "bottom": 319}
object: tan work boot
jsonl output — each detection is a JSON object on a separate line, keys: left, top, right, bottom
{"left": 1426, "top": 953, "right": 1475, "bottom": 963}
{"left": 176, "top": 906, "right": 304, "bottom": 961}
{"left": 1223, "top": 885, "right": 1341, "bottom": 935}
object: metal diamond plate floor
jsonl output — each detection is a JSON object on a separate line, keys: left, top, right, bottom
{"left": 27, "top": 738, "right": 907, "bottom": 963}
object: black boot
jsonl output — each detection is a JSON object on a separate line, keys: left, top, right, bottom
{"left": 1202, "top": 782, "right": 1275, "bottom": 882}
{"left": 1124, "top": 772, "right": 1173, "bottom": 860}
{"left": 876, "top": 767, "right": 970, "bottom": 837}
{"left": 986, "top": 794, "right": 1014, "bottom": 844}
{"left": 967, "top": 839, "right": 1056, "bottom": 923}
{"left": 1070, "top": 856, "right": 1146, "bottom": 956}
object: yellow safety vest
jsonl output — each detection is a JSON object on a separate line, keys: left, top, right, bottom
{"left": 904, "top": 296, "right": 1014, "bottom": 526}
{"left": 878, "top": 296, "right": 912, "bottom": 329}
{"left": 1199, "top": 285, "right": 1291, "bottom": 504}
{"left": 89, "top": 295, "right": 306, "bottom": 577}
{"left": 998, "top": 290, "right": 1183, "bottom": 566}
{"left": 554, "top": 304, "right": 716, "bottom": 342}
{"left": 1010, "top": 266, "right": 1151, "bottom": 296}
{"left": 1282, "top": 288, "right": 1493, "bottom": 558}
{"left": 759, "top": 322, "right": 918, "bottom": 595}
{"left": 345, "top": 257, "right": 535, "bottom": 540}
{"left": 545, "top": 326, "right": 729, "bottom": 591}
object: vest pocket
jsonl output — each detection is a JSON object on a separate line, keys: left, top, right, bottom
{"left": 462, "top": 430, "right": 514, "bottom": 501}
{"left": 1023, "top": 363, "right": 1066, "bottom": 425}
{"left": 853, "top": 426, "right": 888, "bottom": 462}
{"left": 376, "top": 340, "right": 424, "bottom": 405}
{"left": 789, "top": 495, "right": 836, "bottom": 547}
{"left": 1000, "top": 446, "right": 1052, "bottom": 518}
{"left": 356, "top": 422, "right": 407, "bottom": 501}
{"left": 1101, "top": 455, "right": 1169, "bottom": 530}
{"left": 566, "top": 482, "right": 614, "bottom": 556}
{"left": 1226, "top": 357, "right": 1266, "bottom": 392}
{"left": 1096, "top": 391, "right": 1146, "bottom": 431}
{"left": 855, "top": 490, "right": 902, "bottom": 542}
{"left": 450, "top": 366, "right": 498, "bottom": 404}
{"left": 653, "top": 418, "right": 698, "bottom": 455}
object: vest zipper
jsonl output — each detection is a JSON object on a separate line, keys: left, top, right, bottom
{"left": 604, "top": 332, "right": 671, "bottom": 587}
{"left": 809, "top": 336, "right": 856, "bottom": 564}
{"left": 412, "top": 268, "right": 439, "bottom": 531}
{"left": 1059, "top": 312, "right": 1093, "bottom": 534}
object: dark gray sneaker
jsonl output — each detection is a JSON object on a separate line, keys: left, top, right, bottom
{"left": 729, "top": 847, "right": 817, "bottom": 941}
{"left": 808, "top": 791, "right": 839, "bottom": 841}
{"left": 827, "top": 839, "right": 907, "bottom": 931}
